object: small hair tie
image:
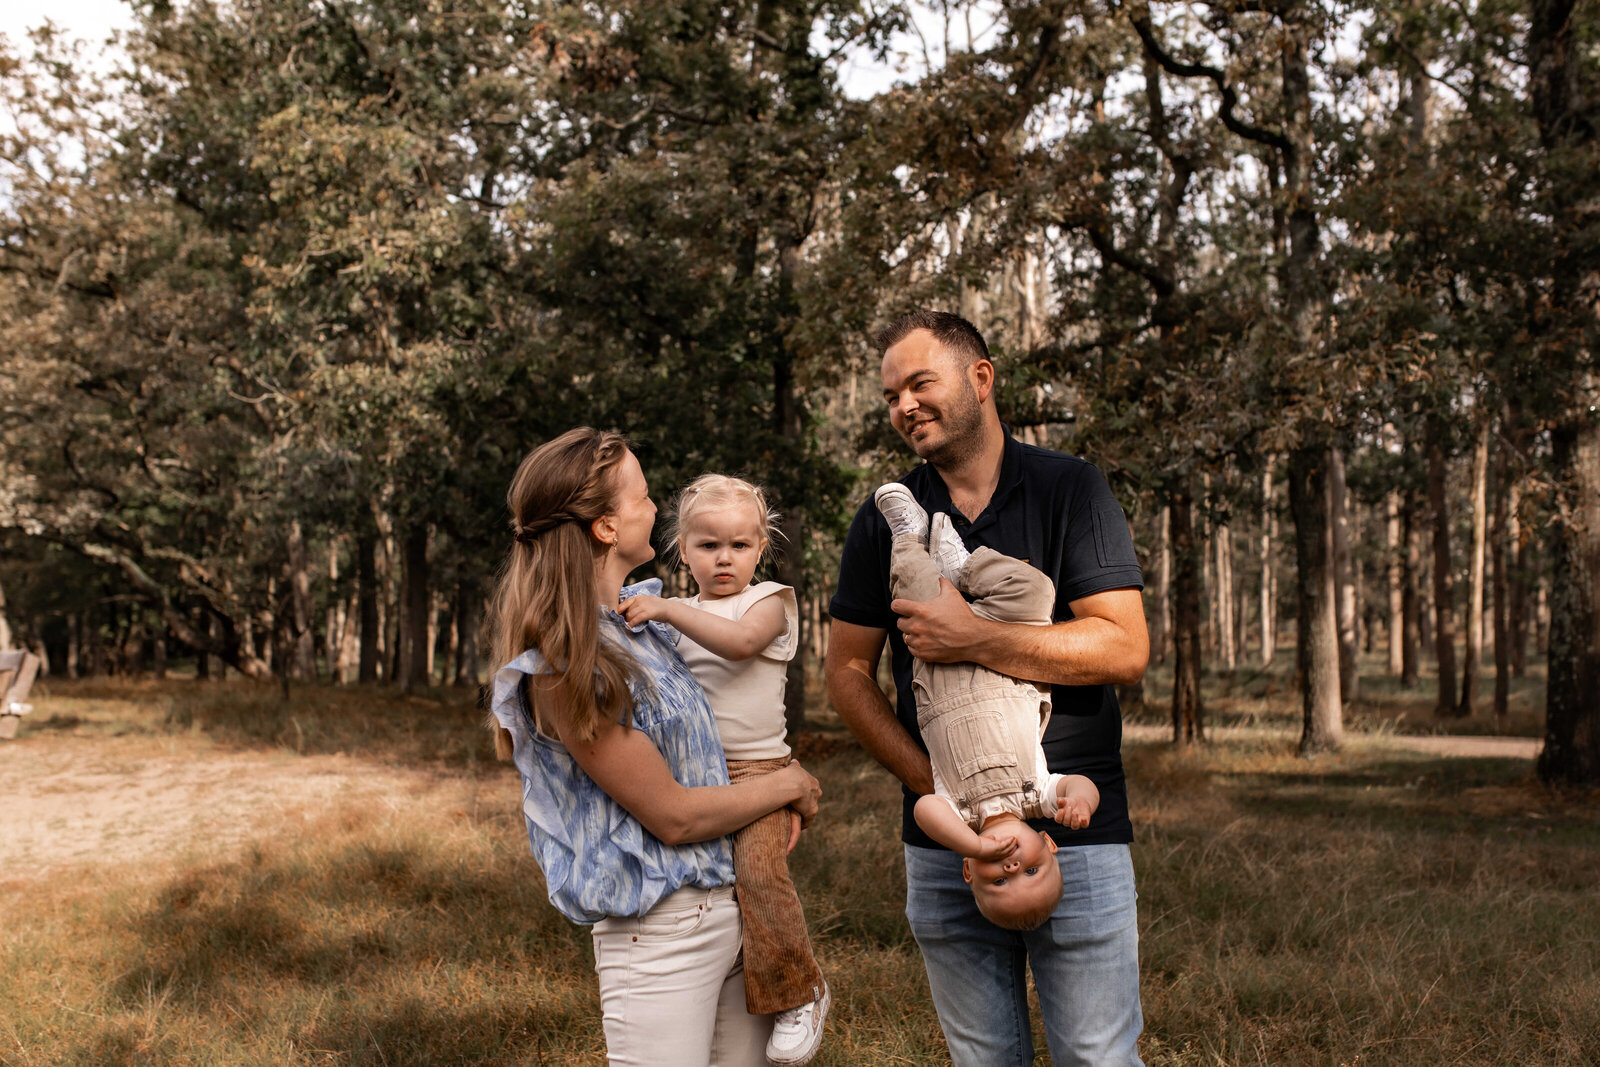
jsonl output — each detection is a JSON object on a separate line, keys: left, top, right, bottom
{"left": 514, "top": 510, "right": 579, "bottom": 543}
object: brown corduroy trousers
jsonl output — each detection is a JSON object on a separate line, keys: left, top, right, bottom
{"left": 725, "top": 755, "right": 826, "bottom": 1015}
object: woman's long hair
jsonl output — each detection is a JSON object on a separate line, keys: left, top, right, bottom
{"left": 490, "top": 427, "right": 641, "bottom": 758}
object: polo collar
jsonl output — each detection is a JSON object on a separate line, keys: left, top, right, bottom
{"left": 923, "top": 425, "right": 1025, "bottom": 533}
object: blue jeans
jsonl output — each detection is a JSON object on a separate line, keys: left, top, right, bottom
{"left": 904, "top": 843, "right": 1144, "bottom": 1067}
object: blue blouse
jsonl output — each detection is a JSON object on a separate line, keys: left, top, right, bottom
{"left": 491, "top": 578, "right": 737, "bottom": 924}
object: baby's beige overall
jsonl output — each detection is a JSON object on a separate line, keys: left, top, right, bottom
{"left": 889, "top": 537, "right": 1059, "bottom": 828}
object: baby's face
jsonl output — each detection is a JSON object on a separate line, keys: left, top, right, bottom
{"left": 964, "top": 823, "right": 1060, "bottom": 919}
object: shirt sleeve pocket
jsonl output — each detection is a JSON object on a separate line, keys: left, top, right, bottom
{"left": 1091, "top": 503, "right": 1140, "bottom": 570}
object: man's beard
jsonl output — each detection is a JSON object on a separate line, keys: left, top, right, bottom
{"left": 904, "top": 379, "right": 985, "bottom": 469}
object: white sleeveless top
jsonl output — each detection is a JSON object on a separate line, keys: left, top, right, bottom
{"left": 673, "top": 581, "right": 798, "bottom": 760}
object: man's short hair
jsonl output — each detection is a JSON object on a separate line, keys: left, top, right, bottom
{"left": 875, "top": 309, "right": 991, "bottom": 370}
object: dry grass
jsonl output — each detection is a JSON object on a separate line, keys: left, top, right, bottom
{"left": 1, "top": 673, "right": 1597, "bottom": 1066}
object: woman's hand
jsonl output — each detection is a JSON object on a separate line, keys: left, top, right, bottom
{"left": 618, "top": 593, "right": 674, "bottom": 628}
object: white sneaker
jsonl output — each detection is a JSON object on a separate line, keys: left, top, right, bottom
{"left": 766, "top": 982, "right": 830, "bottom": 1066}
{"left": 874, "top": 482, "right": 928, "bottom": 541}
{"left": 930, "top": 512, "right": 971, "bottom": 584}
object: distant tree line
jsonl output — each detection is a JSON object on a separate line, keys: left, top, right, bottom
{"left": 1, "top": 1, "right": 1595, "bottom": 783}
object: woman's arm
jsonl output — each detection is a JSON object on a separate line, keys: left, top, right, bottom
{"left": 540, "top": 679, "right": 819, "bottom": 846}
{"left": 913, "top": 795, "right": 1016, "bottom": 861}
{"left": 618, "top": 594, "right": 788, "bottom": 661}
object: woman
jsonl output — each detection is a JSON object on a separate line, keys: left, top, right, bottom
{"left": 489, "top": 427, "right": 821, "bottom": 1066}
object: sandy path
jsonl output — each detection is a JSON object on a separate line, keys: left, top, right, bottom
{"left": 0, "top": 737, "right": 498, "bottom": 886}
{"left": 1124, "top": 722, "right": 1541, "bottom": 758}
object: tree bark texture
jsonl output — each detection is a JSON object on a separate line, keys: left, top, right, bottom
{"left": 1261, "top": 464, "right": 1276, "bottom": 666}
{"left": 1427, "top": 422, "right": 1460, "bottom": 715}
{"left": 1401, "top": 485, "right": 1421, "bottom": 688}
{"left": 1169, "top": 483, "right": 1204, "bottom": 744}
{"left": 453, "top": 577, "right": 480, "bottom": 687}
{"left": 357, "top": 533, "right": 379, "bottom": 683}
{"left": 1149, "top": 506, "right": 1170, "bottom": 667}
{"left": 1491, "top": 437, "right": 1511, "bottom": 723}
{"left": 1539, "top": 406, "right": 1600, "bottom": 784}
{"left": 1459, "top": 422, "right": 1490, "bottom": 715}
{"left": 1216, "top": 522, "right": 1236, "bottom": 670}
{"left": 1288, "top": 447, "right": 1344, "bottom": 754}
{"left": 1387, "top": 491, "right": 1404, "bottom": 674}
{"left": 401, "top": 524, "right": 430, "bottom": 691}
{"left": 287, "top": 520, "right": 317, "bottom": 681}
{"left": 1330, "top": 447, "right": 1358, "bottom": 702}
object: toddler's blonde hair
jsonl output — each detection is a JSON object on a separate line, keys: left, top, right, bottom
{"left": 663, "top": 473, "right": 783, "bottom": 567}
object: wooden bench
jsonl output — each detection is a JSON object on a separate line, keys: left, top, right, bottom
{"left": 0, "top": 649, "right": 40, "bottom": 741}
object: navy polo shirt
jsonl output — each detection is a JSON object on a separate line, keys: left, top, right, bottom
{"left": 829, "top": 431, "right": 1144, "bottom": 850}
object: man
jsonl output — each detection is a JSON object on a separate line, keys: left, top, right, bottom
{"left": 825, "top": 309, "right": 1148, "bottom": 1067}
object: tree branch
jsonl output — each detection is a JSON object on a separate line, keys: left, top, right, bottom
{"left": 1127, "top": 7, "right": 1293, "bottom": 154}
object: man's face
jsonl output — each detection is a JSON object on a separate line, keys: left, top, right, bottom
{"left": 881, "top": 330, "right": 988, "bottom": 468}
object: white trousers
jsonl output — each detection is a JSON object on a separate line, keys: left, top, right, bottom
{"left": 591, "top": 885, "right": 773, "bottom": 1067}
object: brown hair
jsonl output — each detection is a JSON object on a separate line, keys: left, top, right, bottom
{"left": 490, "top": 427, "right": 642, "bottom": 758}
{"left": 875, "top": 309, "right": 991, "bottom": 369}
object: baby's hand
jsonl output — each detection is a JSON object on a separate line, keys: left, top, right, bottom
{"left": 1055, "top": 793, "right": 1094, "bottom": 830}
{"left": 972, "top": 833, "right": 1017, "bottom": 863}
{"left": 618, "top": 594, "right": 672, "bottom": 627}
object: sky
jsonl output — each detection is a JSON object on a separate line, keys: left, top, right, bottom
{"left": 0, "top": 0, "right": 135, "bottom": 62}
{"left": 0, "top": 1, "right": 970, "bottom": 100}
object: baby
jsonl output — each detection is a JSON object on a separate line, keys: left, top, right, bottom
{"left": 876, "top": 482, "right": 1101, "bottom": 931}
{"left": 619, "top": 474, "right": 828, "bottom": 1066}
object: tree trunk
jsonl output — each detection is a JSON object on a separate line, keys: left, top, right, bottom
{"left": 1169, "top": 482, "right": 1204, "bottom": 744}
{"left": 1395, "top": 489, "right": 1420, "bottom": 687}
{"left": 400, "top": 524, "right": 430, "bottom": 692}
{"left": 1260, "top": 463, "right": 1276, "bottom": 666}
{"left": 357, "top": 533, "right": 379, "bottom": 683}
{"left": 453, "top": 577, "right": 480, "bottom": 687}
{"left": 1387, "top": 491, "right": 1404, "bottom": 674}
{"left": 0, "top": 576, "right": 12, "bottom": 650}
{"left": 287, "top": 520, "right": 317, "bottom": 680}
{"left": 1459, "top": 421, "right": 1490, "bottom": 716}
{"left": 1491, "top": 434, "right": 1511, "bottom": 724}
{"left": 1428, "top": 421, "right": 1460, "bottom": 716}
{"left": 152, "top": 626, "right": 167, "bottom": 679}
{"left": 1539, "top": 397, "right": 1600, "bottom": 784}
{"left": 1149, "top": 506, "right": 1170, "bottom": 667}
{"left": 195, "top": 606, "right": 211, "bottom": 681}
{"left": 1216, "top": 522, "right": 1235, "bottom": 670}
{"left": 65, "top": 613, "right": 80, "bottom": 678}
{"left": 1509, "top": 477, "right": 1529, "bottom": 677}
{"left": 1330, "top": 448, "right": 1359, "bottom": 703}
{"left": 1288, "top": 447, "right": 1344, "bottom": 754}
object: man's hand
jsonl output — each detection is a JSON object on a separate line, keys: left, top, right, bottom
{"left": 890, "top": 578, "right": 985, "bottom": 663}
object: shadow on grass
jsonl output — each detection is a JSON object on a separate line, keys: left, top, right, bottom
{"left": 102, "top": 837, "right": 600, "bottom": 1064}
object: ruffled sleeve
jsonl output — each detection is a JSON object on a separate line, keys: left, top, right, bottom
{"left": 740, "top": 581, "right": 799, "bottom": 663}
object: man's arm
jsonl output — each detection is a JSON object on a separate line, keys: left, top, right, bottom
{"left": 889, "top": 583, "right": 1149, "bottom": 687}
{"left": 823, "top": 619, "right": 935, "bottom": 796}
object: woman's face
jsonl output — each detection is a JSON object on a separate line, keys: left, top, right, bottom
{"left": 607, "top": 450, "right": 658, "bottom": 570}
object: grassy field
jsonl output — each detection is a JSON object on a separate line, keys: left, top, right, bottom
{"left": 0, "top": 663, "right": 1595, "bottom": 1066}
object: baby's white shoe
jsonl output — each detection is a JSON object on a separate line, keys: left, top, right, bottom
{"left": 930, "top": 512, "right": 971, "bottom": 584}
{"left": 874, "top": 483, "right": 928, "bottom": 542}
{"left": 767, "top": 981, "right": 830, "bottom": 1066}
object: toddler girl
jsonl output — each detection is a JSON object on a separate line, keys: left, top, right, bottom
{"left": 619, "top": 474, "right": 829, "bottom": 1067}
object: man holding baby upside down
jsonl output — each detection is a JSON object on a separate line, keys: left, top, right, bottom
{"left": 825, "top": 310, "right": 1149, "bottom": 1067}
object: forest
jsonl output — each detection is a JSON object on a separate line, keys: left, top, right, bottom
{"left": 1, "top": 0, "right": 1597, "bottom": 784}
